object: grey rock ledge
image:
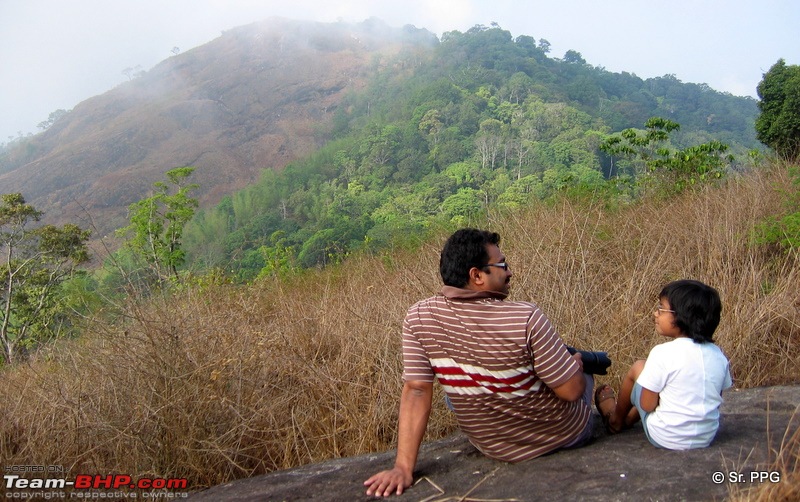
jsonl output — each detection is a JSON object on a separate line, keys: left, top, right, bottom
{"left": 190, "top": 385, "right": 800, "bottom": 501}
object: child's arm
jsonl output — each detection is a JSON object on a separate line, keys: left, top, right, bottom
{"left": 639, "top": 387, "right": 659, "bottom": 412}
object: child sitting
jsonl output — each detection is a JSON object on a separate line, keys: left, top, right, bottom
{"left": 595, "top": 279, "right": 733, "bottom": 449}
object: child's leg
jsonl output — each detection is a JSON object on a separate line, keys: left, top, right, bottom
{"left": 608, "top": 359, "right": 645, "bottom": 432}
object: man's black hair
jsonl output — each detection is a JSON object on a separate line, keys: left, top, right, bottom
{"left": 439, "top": 228, "right": 501, "bottom": 287}
{"left": 659, "top": 279, "right": 722, "bottom": 344}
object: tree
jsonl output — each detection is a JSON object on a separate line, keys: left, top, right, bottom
{"left": 497, "top": 175, "right": 542, "bottom": 209}
{"left": 121, "top": 64, "right": 144, "bottom": 80}
{"left": 36, "top": 109, "right": 69, "bottom": 131}
{"left": 600, "top": 118, "right": 732, "bottom": 193}
{"left": 505, "top": 72, "right": 534, "bottom": 104}
{"left": 538, "top": 39, "right": 551, "bottom": 53}
{"left": 756, "top": 165, "right": 800, "bottom": 252}
{"left": 256, "top": 231, "right": 296, "bottom": 279}
{"left": 756, "top": 59, "right": 800, "bottom": 161}
{"left": 475, "top": 119, "right": 503, "bottom": 169}
{"left": 600, "top": 117, "right": 681, "bottom": 172}
{"left": 0, "top": 194, "right": 90, "bottom": 364}
{"left": 441, "top": 188, "right": 484, "bottom": 226}
{"left": 117, "top": 167, "right": 198, "bottom": 285}
{"left": 419, "top": 109, "right": 444, "bottom": 166}
{"left": 563, "top": 50, "right": 586, "bottom": 65}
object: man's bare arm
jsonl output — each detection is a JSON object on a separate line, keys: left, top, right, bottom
{"left": 550, "top": 352, "right": 586, "bottom": 402}
{"left": 364, "top": 380, "right": 433, "bottom": 497}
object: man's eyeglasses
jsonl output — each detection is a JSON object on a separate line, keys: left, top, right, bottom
{"left": 483, "top": 262, "right": 510, "bottom": 271}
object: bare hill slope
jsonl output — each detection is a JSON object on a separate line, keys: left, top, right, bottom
{"left": 0, "top": 18, "right": 434, "bottom": 236}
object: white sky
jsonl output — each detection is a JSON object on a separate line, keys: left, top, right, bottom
{"left": 1, "top": 0, "right": 798, "bottom": 142}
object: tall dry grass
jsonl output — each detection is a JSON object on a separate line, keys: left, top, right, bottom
{"left": 728, "top": 407, "right": 800, "bottom": 502}
{"left": 1, "top": 164, "right": 798, "bottom": 493}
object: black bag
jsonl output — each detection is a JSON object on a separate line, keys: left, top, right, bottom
{"left": 566, "top": 346, "right": 612, "bottom": 375}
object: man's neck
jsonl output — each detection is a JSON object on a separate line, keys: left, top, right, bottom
{"left": 441, "top": 285, "right": 507, "bottom": 300}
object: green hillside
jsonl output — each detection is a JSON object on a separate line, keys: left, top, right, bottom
{"left": 183, "top": 25, "right": 759, "bottom": 280}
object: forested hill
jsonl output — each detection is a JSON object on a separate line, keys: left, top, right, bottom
{"left": 181, "top": 24, "right": 760, "bottom": 279}
{"left": 0, "top": 18, "right": 758, "bottom": 273}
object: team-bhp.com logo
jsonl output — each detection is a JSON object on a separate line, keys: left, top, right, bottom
{"left": 4, "top": 469, "right": 188, "bottom": 499}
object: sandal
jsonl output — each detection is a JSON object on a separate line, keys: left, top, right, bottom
{"left": 594, "top": 384, "right": 621, "bottom": 434}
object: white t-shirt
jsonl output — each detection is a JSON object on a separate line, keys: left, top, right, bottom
{"left": 636, "top": 337, "right": 733, "bottom": 450}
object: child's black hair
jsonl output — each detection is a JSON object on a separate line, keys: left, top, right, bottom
{"left": 659, "top": 279, "right": 722, "bottom": 344}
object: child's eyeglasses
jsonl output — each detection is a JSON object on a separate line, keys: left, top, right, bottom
{"left": 656, "top": 307, "right": 676, "bottom": 315}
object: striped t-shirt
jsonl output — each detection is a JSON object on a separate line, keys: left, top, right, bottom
{"left": 402, "top": 286, "right": 590, "bottom": 462}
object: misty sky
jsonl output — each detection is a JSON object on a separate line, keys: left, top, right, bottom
{"left": 1, "top": 0, "right": 798, "bottom": 142}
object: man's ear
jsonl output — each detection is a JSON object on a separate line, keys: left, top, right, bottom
{"left": 468, "top": 266, "right": 485, "bottom": 286}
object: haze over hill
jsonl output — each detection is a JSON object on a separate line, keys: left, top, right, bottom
{"left": 0, "top": 17, "right": 756, "bottom": 245}
{"left": 0, "top": 18, "right": 435, "bottom": 237}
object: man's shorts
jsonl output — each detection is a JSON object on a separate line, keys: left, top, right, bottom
{"left": 562, "top": 373, "right": 595, "bottom": 449}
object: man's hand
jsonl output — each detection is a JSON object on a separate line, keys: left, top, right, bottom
{"left": 571, "top": 351, "right": 584, "bottom": 372}
{"left": 364, "top": 466, "right": 413, "bottom": 497}
{"left": 364, "top": 380, "right": 432, "bottom": 497}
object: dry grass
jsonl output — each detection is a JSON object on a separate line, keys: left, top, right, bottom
{"left": 1, "top": 163, "right": 799, "bottom": 496}
{"left": 728, "top": 407, "right": 800, "bottom": 502}
{"left": 498, "top": 167, "right": 800, "bottom": 387}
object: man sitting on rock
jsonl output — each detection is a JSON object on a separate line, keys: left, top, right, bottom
{"left": 364, "top": 228, "right": 595, "bottom": 497}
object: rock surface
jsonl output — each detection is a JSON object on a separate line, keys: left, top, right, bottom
{"left": 189, "top": 385, "right": 799, "bottom": 501}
